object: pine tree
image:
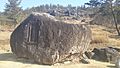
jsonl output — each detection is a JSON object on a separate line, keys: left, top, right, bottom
{"left": 4, "top": 0, "right": 22, "bottom": 25}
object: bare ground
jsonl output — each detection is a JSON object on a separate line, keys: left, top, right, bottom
{"left": 0, "top": 51, "right": 115, "bottom": 68}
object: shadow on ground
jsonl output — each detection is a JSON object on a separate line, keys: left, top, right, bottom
{"left": 0, "top": 53, "right": 116, "bottom": 68}
{"left": 107, "top": 65, "right": 116, "bottom": 68}
{"left": 0, "top": 53, "right": 36, "bottom": 64}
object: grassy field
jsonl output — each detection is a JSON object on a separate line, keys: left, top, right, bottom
{"left": 0, "top": 24, "right": 119, "bottom": 68}
{"left": 90, "top": 25, "right": 120, "bottom": 49}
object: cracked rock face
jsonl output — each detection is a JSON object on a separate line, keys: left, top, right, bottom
{"left": 10, "top": 12, "right": 92, "bottom": 65}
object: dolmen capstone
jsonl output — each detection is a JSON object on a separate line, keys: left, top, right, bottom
{"left": 10, "top": 12, "right": 92, "bottom": 65}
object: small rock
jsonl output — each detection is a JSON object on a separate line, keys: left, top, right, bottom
{"left": 80, "top": 59, "right": 90, "bottom": 64}
{"left": 115, "top": 57, "right": 120, "bottom": 68}
{"left": 91, "top": 47, "right": 120, "bottom": 63}
{"left": 85, "top": 51, "right": 94, "bottom": 59}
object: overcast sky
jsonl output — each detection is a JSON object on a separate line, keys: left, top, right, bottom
{"left": 0, "top": 0, "right": 90, "bottom": 12}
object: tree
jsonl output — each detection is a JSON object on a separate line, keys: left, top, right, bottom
{"left": 45, "top": 4, "right": 50, "bottom": 10}
{"left": 102, "top": 0, "right": 120, "bottom": 35}
{"left": 4, "top": 0, "right": 22, "bottom": 25}
{"left": 85, "top": 0, "right": 101, "bottom": 16}
{"left": 85, "top": 0, "right": 120, "bottom": 35}
{"left": 110, "top": 0, "right": 120, "bottom": 36}
{"left": 98, "top": 0, "right": 120, "bottom": 35}
{"left": 85, "top": 0, "right": 101, "bottom": 7}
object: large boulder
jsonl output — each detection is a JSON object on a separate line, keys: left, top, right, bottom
{"left": 10, "top": 12, "right": 92, "bottom": 65}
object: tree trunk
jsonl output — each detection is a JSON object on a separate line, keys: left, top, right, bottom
{"left": 110, "top": 3, "right": 120, "bottom": 36}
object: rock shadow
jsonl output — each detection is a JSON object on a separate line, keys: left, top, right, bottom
{"left": 0, "top": 53, "right": 35, "bottom": 64}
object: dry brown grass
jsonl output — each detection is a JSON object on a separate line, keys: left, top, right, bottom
{"left": 109, "top": 38, "right": 120, "bottom": 46}
{"left": 0, "top": 31, "right": 11, "bottom": 40}
{"left": 0, "top": 25, "right": 14, "bottom": 30}
{"left": 91, "top": 35, "right": 109, "bottom": 43}
{"left": 0, "top": 31, "right": 11, "bottom": 51}
{"left": 91, "top": 25, "right": 110, "bottom": 44}
{"left": 90, "top": 25, "right": 120, "bottom": 47}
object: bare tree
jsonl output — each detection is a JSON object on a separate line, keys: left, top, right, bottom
{"left": 109, "top": 0, "right": 120, "bottom": 35}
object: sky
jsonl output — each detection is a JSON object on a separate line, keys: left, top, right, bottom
{"left": 0, "top": 0, "right": 90, "bottom": 12}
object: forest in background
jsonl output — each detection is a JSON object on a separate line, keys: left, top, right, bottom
{"left": 0, "top": 0, "right": 120, "bottom": 35}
